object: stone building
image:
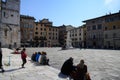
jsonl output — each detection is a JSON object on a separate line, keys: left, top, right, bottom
{"left": 83, "top": 11, "right": 120, "bottom": 49}
{"left": 67, "top": 26, "right": 85, "bottom": 48}
{"left": 103, "top": 12, "right": 120, "bottom": 49}
{"left": 59, "top": 25, "right": 74, "bottom": 46}
{"left": 34, "top": 19, "right": 59, "bottom": 47}
{"left": 83, "top": 15, "right": 105, "bottom": 48}
{"left": 20, "top": 15, "right": 35, "bottom": 47}
{"left": 0, "top": 0, "right": 20, "bottom": 48}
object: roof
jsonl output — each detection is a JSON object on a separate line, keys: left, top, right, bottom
{"left": 83, "top": 12, "right": 120, "bottom": 22}
{"left": 20, "top": 15, "right": 36, "bottom": 20}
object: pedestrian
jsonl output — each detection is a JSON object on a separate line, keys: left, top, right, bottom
{"left": 14, "top": 48, "right": 20, "bottom": 54}
{"left": 61, "top": 57, "right": 75, "bottom": 76}
{"left": 0, "top": 43, "right": 5, "bottom": 72}
{"left": 21, "top": 48, "right": 27, "bottom": 68}
{"left": 75, "top": 59, "right": 90, "bottom": 80}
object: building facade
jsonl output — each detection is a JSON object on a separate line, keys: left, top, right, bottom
{"left": 34, "top": 19, "right": 59, "bottom": 47}
{"left": 20, "top": 15, "right": 35, "bottom": 47}
{"left": 83, "top": 12, "right": 120, "bottom": 49}
{"left": 83, "top": 16, "right": 105, "bottom": 48}
{"left": 103, "top": 12, "right": 120, "bottom": 49}
{"left": 59, "top": 25, "right": 74, "bottom": 46}
{"left": 67, "top": 26, "right": 84, "bottom": 48}
{"left": 0, "top": 0, "right": 20, "bottom": 48}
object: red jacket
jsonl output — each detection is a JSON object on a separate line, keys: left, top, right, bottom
{"left": 21, "top": 51, "right": 27, "bottom": 59}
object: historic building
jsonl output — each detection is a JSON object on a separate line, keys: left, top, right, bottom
{"left": 103, "top": 12, "right": 120, "bottom": 49}
{"left": 0, "top": 0, "right": 20, "bottom": 48}
{"left": 59, "top": 25, "right": 74, "bottom": 46}
{"left": 83, "top": 15, "right": 105, "bottom": 48}
{"left": 67, "top": 25, "right": 85, "bottom": 48}
{"left": 20, "top": 15, "right": 35, "bottom": 47}
{"left": 34, "top": 19, "right": 59, "bottom": 47}
{"left": 83, "top": 11, "right": 120, "bottom": 49}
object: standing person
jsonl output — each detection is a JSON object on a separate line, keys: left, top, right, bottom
{"left": 0, "top": 43, "right": 5, "bottom": 72}
{"left": 75, "top": 59, "right": 88, "bottom": 80}
{"left": 21, "top": 48, "right": 27, "bottom": 68}
{"left": 61, "top": 57, "right": 75, "bottom": 76}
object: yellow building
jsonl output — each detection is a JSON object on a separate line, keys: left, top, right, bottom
{"left": 34, "top": 19, "right": 59, "bottom": 47}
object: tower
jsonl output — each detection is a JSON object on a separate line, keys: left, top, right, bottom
{"left": 0, "top": 0, "right": 21, "bottom": 48}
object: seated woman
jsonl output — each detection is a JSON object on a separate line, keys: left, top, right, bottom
{"left": 74, "top": 59, "right": 91, "bottom": 80}
{"left": 40, "top": 52, "right": 49, "bottom": 65}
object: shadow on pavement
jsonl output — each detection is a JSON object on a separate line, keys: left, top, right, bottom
{"left": 58, "top": 72, "right": 68, "bottom": 78}
{"left": 4, "top": 67, "right": 23, "bottom": 72}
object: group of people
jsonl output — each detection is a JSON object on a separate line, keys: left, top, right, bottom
{"left": 61, "top": 57, "right": 91, "bottom": 80}
{"left": 31, "top": 51, "right": 49, "bottom": 65}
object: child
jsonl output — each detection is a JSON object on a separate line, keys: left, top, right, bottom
{"left": 21, "top": 48, "right": 27, "bottom": 68}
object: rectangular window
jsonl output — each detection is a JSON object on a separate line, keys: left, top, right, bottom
{"left": 75, "top": 34, "right": 77, "bottom": 36}
{"left": 113, "top": 25, "right": 116, "bottom": 29}
{"left": 92, "top": 25, "right": 96, "bottom": 30}
{"left": 79, "top": 33, "right": 81, "bottom": 35}
{"left": 35, "top": 32, "right": 38, "bottom": 34}
{"left": 105, "top": 34, "right": 108, "bottom": 39}
{"left": 113, "top": 33, "right": 116, "bottom": 38}
{"left": 97, "top": 24, "right": 102, "bottom": 29}
{"left": 36, "top": 27, "right": 38, "bottom": 30}
{"left": 11, "top": 14, "right": 13, "bottom": 17}
{"left": 105, "top": 27, "right": 107, "bottom": 30}
{"left": 49, "top": 28, "right": 51, "bottom": 31}
{"left": 41, "top": 32, "right": 42, "bottom": 35}
{"left": 3, "top": 12, "right": 6, "bottom": 17}
{"left": 44, "top": 28, "right": 46, "bottom": 31}
{"left": 87, "top": 26, "right": 90, "bottom": 31}
{"left": 4, "top": 30, "right": 7, "bottom": 36}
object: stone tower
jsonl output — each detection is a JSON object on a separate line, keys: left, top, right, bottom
{"left": 0, "top": 0, "right": 21, "bottom": 48}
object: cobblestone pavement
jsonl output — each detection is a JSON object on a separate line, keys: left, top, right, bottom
{"left": 26, "top": 47, "right": 120, "bottom": 80}
{"left": 0, "top": 48, "right": 69, "bottom": 80}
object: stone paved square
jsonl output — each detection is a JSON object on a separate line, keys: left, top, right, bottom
{"left": 26, "top": 47, "right": 120, "bottom": 80}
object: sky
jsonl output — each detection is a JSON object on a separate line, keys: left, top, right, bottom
{"left": 20, "top": 0, "right": 120, "bottom": 27}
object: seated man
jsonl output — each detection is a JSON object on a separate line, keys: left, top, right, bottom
{"left": 61, "top": 57, "right": 75, "bottom": 76}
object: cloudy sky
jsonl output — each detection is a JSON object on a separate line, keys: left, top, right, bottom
{"left": 20, "top": 0, "right": 120, "bottom": 27}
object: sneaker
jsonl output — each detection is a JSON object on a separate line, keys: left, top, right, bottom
{"left": 22, "top": 66, "right": 25, "bottom": 68}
